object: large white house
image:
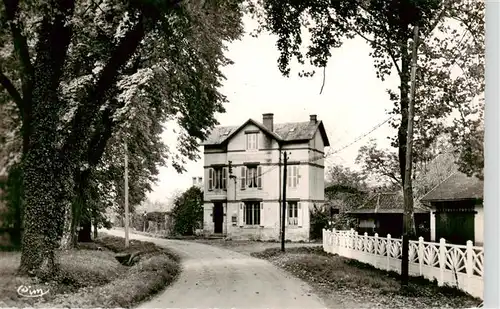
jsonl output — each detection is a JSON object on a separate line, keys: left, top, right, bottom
{"left": 200, "top": 113, "right": 330, "bottom": 241}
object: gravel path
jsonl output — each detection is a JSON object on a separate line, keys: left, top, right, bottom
{"left": 103, "top": 229, "right": 329, "bottom": 309}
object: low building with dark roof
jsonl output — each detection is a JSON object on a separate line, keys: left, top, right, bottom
{"left": 347, "top": 192, "right": 431, "bottom": 240}
{"left": 420, "top": 171, "right": 483, "bottom": 246}
{"left": 201, "top": 113, "right": 330, "bottom": 241}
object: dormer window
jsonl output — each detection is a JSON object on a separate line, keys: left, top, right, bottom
{"left": 246, "top": 132, "right": 258, "bottom": 150}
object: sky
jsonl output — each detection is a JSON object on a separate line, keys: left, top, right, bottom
{"left": 147, "top": 15, "right": 402, "bottom": 203}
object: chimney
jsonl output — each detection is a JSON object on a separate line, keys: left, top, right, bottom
{"left": 192, "top": 177, "right": 196, "bottom": 186}
{"left": 310, "top": 114, "right": 317, "bottom": 124}
{"left": 262, "top": 113, "right": 274, "bottom": 131}
{"left": 198, "top": 177, "right": 202, "bottom": 185}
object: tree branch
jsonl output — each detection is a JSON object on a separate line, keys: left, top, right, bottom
{"left": 347, "top": 7, "right": 402, "bottom": 77}
{"left": 0, "top": 69, "right": 23, "bottom": 114}
{"left": 3, "top": 0, "right": 34, "bottom": 101}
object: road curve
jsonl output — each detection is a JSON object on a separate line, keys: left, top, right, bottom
{"left": 103, "top": 229, "right": 327, "bottom": 309}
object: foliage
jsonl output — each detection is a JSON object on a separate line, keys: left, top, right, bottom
{"left": 324, "top": 163, "right": 368, "bottom": 230}
{"left": 252, "top": 0, "right": 484, "bottom": 242}
{"left": 309, "top": 204, "right": 330, "bottom": 240}
{"left": 356, "top": 139, "right": 402, "bottom": 186}
{"left": 356, "top": 135, "right": 459, "bottom": 202}
{"left": 0, "top": 0, "right": 244, "bottom": 274}
{"left": 0, "top": 163, "right": 23, "bottom": 247}
{"left": 170, "top": 186, "right": 203, "bottom": 236}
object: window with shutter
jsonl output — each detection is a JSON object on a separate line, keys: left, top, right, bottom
{"left": 246, "top": 166, "right": 258, "bottom": 188}
{"left": 259, "top": 202, "right": 264, "bottom": 226}
{"left": 222, "top": 167, "right": 227, "bottom": 189}
{"left": 287, "top": 166, "right": 299, "bottom": 188}
{"left": 287, "top": 201, "right": 298, "bottom": 226}
{"left": 257, "top": 166, "right": 262, "bottom": 189}
{"left": 297, "top": 202, "right": 303, "bottom": 227}
{"left": 243, "top": 202, "right": 261, "bottom": 226}
{"left": 240, "top": 167, "right": 246, "bottom": 190}
{"left": 208, "top": 168, "right": 214, "bottom": 190}
{"left": 238, "top": 203, "right": 244, "bottom": 226}
{"left": 209, "top": 167, "right": 227, "bottom": 190}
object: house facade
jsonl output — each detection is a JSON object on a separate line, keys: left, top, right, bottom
{"left": 420, "top": 171, "right": 483, "bottom": 246}
{"left": 201, "top": 113, "right": 330, "bottom": 241}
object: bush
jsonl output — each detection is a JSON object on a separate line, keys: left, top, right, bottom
{"left": 309, "top": 206, "right": 330, "bottom": 240}
{"left": 171, "top": 186, "right": 203, "bottom": 236}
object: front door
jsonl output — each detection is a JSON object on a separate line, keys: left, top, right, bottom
{"left": 213, "top": 203, "right": 224, "bottom": 234}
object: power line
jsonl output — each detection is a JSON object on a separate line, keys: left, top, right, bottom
{"left": 325, "top": 116, "right": 392, "bottom": 157}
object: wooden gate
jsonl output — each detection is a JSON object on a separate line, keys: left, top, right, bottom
{"left": 435, "top": 207, "right": 476, "bottom": 245}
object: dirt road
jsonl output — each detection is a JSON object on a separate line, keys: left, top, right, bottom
{"left": 103, "top": 229, "right": 327, "bottom": 309}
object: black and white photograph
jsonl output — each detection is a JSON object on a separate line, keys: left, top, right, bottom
{"left": 0, "top": 0, "right": 495, "bottom": 308}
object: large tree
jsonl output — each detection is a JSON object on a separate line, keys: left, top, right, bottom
{"left": 0, "top": 0, "right": 243, "bottom": 275}
{"left": 252, "top": 0, "right": 483, "bottom": 285}
{"left": 253, "top": 0, "right": 483, "bottom": 224}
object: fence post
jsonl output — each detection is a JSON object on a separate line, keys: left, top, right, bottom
{"left": 466, "top": 240, "right": 473, "bottom": 291}
{"left": 363, "top": 232, "right": 368, "bottom": 253}
{"left": 332, "top": 229, "right": 336, "bottom": 254}
{"left": 386, "top": 234, "right": 391, "bottom": 271}
{"left": 418, "top": 237, "right": 424, "bottom": 276}
{"left": 438, "top": 238, "right": 446, "bottom": 286}
{"left": 350, "top": 229, "right": 355, "bottom": 249}
{"left": 374, "top": 233, "right": 379, "bottom": 255}
{"left": 322, "top": 229, "right": 326, "bottom": 251}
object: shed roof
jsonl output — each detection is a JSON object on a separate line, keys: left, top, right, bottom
{"left": 348, "top": 192, "right": 430, "bottom": 214}
{"left": 420, "top": 171, "right": 483, "bottom": 203}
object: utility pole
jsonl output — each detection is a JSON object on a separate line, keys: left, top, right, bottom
{"left": 281, "top": 152, "right": 288, "bottom": 252}
{"left": 124, "top": 138, "right": 130, "bottom": 248}
{"left": 401, "top": 23, "right": 420, "bottom": 287}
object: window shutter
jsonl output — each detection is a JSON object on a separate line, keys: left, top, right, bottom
{"left": 260, "top": 202, "right": 264, "bottom": 226}
{"left": 208, "top": 168, "right": 214, "bottom": 190}
{"left": 285, "top": 202, "right": 288, "bottom": 226}
{"left": 223, "top": 167, "right": 227, "bottom": 189}
{"left": 287, "top": 167, "right": 291, "bottom": 187}
{"left": 298, "top": 202, "right": 303, "bottom": 227}
{"left": 212, "top": 206, "right": 215, "bottom": 222}
{"left": 293, "top": 166, "right": 297, "bottom": 187}
{"left": 257, "top": 166, "right": 262, "bottom": 189}
{"left": 238, "top": 203, "right": 244, "bottom": 226}
{"left": 296, "top": 166, "right": 300, "bottom": 185}
{"left": 240, "top": 167, "right": 246, "bottom": 189}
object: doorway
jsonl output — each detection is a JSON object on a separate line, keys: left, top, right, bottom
{"left": 213, "top": 202, "right": 224, "bottom": 234}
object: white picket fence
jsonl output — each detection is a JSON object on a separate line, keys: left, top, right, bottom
{"left": 322, "top": 229, "right": 484, "bottom": 299}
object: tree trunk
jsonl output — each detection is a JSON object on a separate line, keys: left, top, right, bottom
{"left": 401, "top": 25, "right": 420, "bottom": 287}
{"left": 398, "top": 44, "right": 410, "bottom": 188}
{"left": 19, "top": 149, "right": 72, "bottom": 276}
{"left": 78, "top": 219, "right": 92, "bottom": 242}
{"left": 59, "top": 201, "right": 74, "bottom": 250}
{"left": 93, "top": 219, "right": 98, "bottom": 240}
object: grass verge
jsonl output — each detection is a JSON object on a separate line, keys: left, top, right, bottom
{"left": 0, "top": 235, "right": 180, "bottom": 308}
{"left": 251, "top": 246, "right": 482, "bottom": 309}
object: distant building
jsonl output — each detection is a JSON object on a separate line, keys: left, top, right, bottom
{"left": 420, "top": 171, "right": 483, "bottom": 246}
{"left": 192, "top": 177, "right": 203, "bottom": 187}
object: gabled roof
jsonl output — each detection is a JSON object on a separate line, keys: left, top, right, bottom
{"left": 348, "top": 192, "right": 430, "bottom": 214}
{"left": 420, "top": 171, "right": 483, "bottom": 203}
{"left": 201, "top": 118, "right": 330, "bottom": 147}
